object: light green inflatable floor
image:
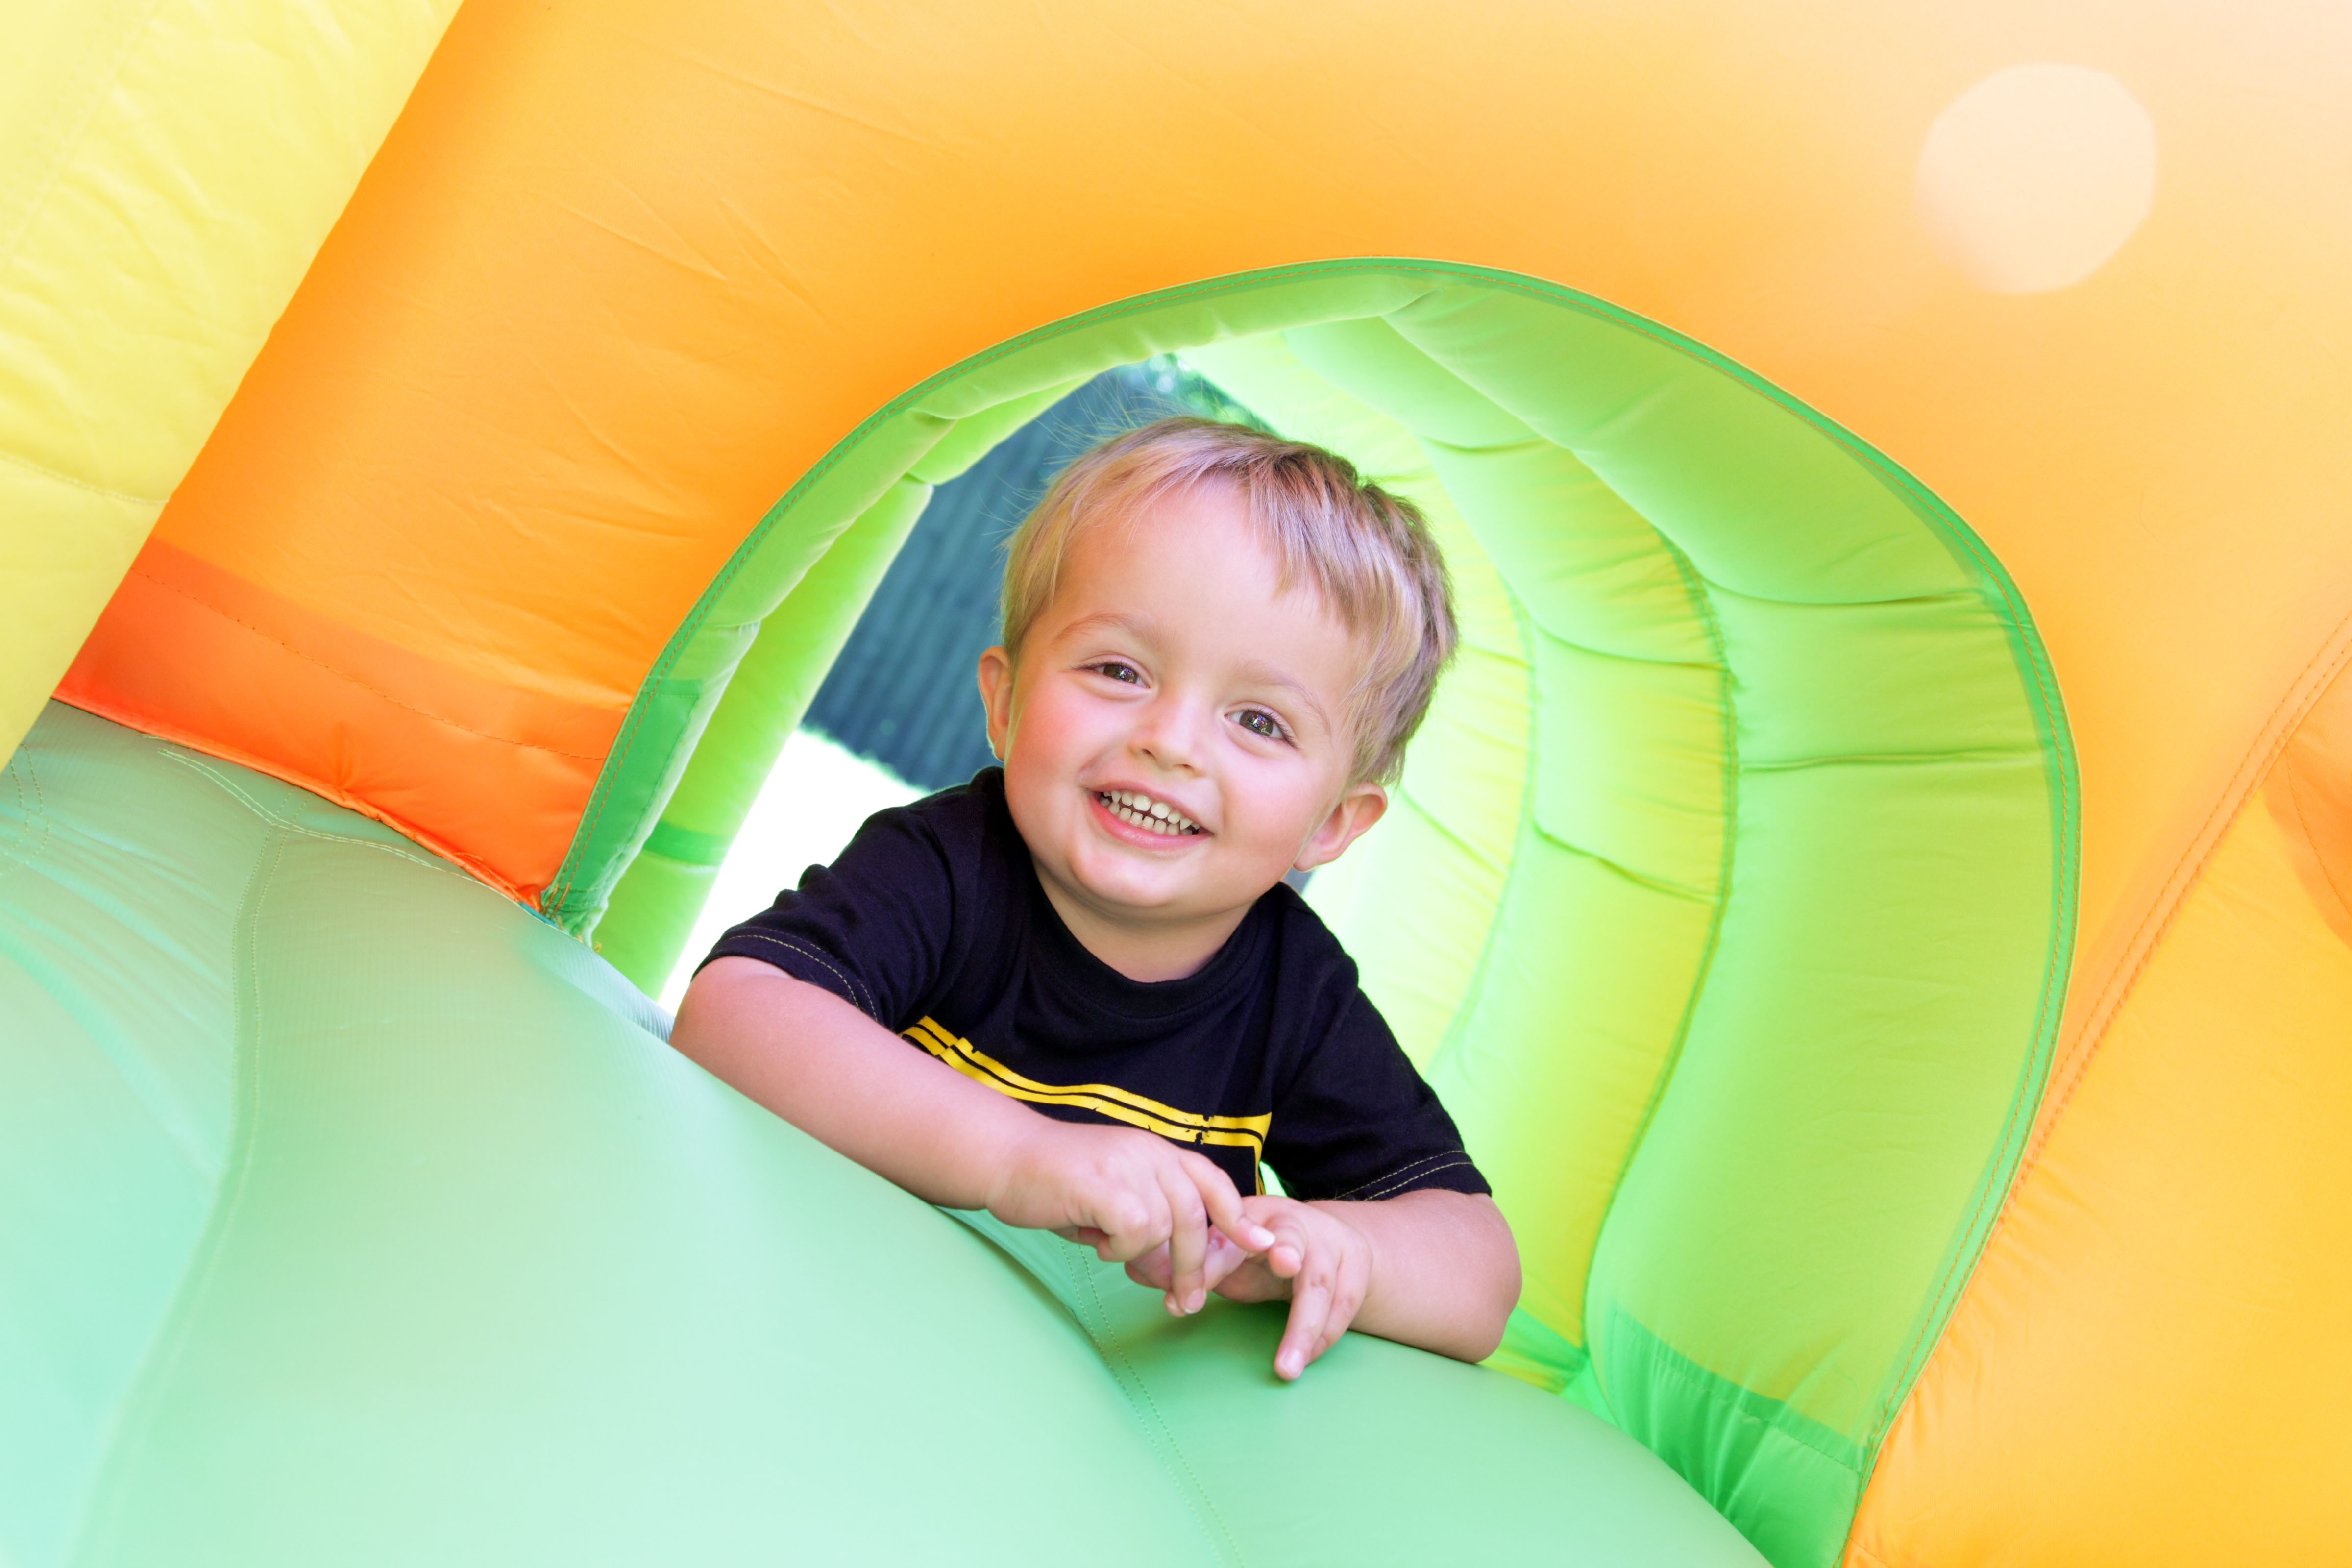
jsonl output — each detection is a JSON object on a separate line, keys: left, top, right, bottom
{"left": 0, "top": 702, "right": 1762, "bottom": 1567}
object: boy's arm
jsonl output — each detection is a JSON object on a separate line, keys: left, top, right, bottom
{"left": 674, "top": 957, "right": 1033, "bottom": 1208}
{"left": 672, "top": 957, "right": 1275, "bottom": 1308}
{"left": 1295, "top": 1189, "right": 1518, "bottom": 1364}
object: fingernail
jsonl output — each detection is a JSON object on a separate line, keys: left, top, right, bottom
{"left": 1187, "top": 1289, "right": 1206, "bottom": 1314}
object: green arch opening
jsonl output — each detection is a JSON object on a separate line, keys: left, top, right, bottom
{"left": 565, "top": 260, "right": 2076, "bottom": 1567}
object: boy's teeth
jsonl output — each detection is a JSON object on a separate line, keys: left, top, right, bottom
{"left": 1098, "top": 790, "right": 1200, "bottom": 836}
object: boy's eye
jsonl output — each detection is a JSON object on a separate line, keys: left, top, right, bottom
{"left": 1091, "top": 662, "right": 1142, "bottom": 684}
{"left": 1234, "top": 708, "right": 1288, "bottom": 742}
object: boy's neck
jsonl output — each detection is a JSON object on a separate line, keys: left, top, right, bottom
{"left": 1029, "top": 858, "right": 1253, "bottom": 983}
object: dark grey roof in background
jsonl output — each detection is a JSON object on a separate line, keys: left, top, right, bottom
{"left": 803, "top": 359, "right": 1254, "bottom": 792}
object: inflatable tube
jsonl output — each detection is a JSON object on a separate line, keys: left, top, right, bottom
{"left": 9, "top": 2, "right": 2352, "bottom": 1564}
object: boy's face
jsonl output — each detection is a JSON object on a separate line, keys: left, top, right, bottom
{"left": 977, "top": 482, "right": 1387, "bottom": 964}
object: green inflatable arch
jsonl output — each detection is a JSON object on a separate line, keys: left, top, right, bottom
{"left": 574, "top": 263, "right": 2075, "bottom": 1561}
{"left": 3, "top": 264, "right": 2072, "bottom": 1567}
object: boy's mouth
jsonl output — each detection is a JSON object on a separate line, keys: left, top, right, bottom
{"left": 1095, "top": 789, "right": 1203, "bottom": 837}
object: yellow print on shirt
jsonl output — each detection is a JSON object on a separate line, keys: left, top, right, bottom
{"left": 902, "top": 1016, "right": 1271, "bottom": 1189}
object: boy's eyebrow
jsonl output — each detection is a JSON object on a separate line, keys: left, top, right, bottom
{"left": 1058, "top": 611, "right": 1155, "bottom": 643}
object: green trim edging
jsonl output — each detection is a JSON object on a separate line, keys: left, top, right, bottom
{"left": 1602, "top": 1305, "right": 1863, "bottom": 1568}
{"left": 1838, "top": 542, "right": 2081, "bottom": 1550}
{"left": 643, "top": 819, "right": 732, "bottom": 868}
{"left": 1488, "top": 1304, "right": 1589, "bottom": 1396}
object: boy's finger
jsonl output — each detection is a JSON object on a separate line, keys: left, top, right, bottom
{"left": 1092, "top": 1187, "right": 1154, "bottom": 1256}
{"left": 1318, "top": 1273, "right": 1365, "bottom": 1358}
{"left": 1201, "top": 1232, "right": 1252, "bottom": 1291}
{"left": 1199, "top": 1172, "right": 1277, "bottom": 1254}
{"left": 1123, "top": 1242, "right": 1173, "bottom": 1292}
{"left": 1101, "top": 1185, "right": 1169, "bottom": 1263}
{"left": 1277, "top": 1271, "right": 1333, "bottom": 1380}
{"left": 1160, "top": 1169, "right": 1210, "bottom": 1314}
{"left": 1262, "top": 1215, "right": 1309, "bottom": 1279}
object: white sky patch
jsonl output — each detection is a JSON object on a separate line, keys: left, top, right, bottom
{"left": 661, "top": 728, "right": 923, "bottom": 1009}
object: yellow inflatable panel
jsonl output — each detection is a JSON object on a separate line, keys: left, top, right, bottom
{"left": 0, "top": 0, "right": 459, "bottom": 761}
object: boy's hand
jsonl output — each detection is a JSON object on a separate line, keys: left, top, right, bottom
{"left": 1125, "top": 1195, "right": 1372, "bottom": 1381}
{"left": 677, "top": 966, "right": 1513, "bottom": 1367}
{"left": 1122, "top": 1227, "right": 1258, "bottom": 1298}
{"left": 985, "top": 1121, "right": 1277, "bottom": 1317}
{"left": 1226, "top": 1197, "right": 1374, "bottom": 1381}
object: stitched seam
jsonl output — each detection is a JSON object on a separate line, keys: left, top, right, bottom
{"left": 716, "top": 930, "right": 878, "bottom": 1018}
{"left": 1332, "top": 1150, "right": 1453, "bottom": 1197}
{"left": 0, "top": 444, "right": 159, "bottom": 507}
{"left": 2285, "top": 759, "right": 2352, "bottom": 918}
{"left": 132, "top": 567, "right": 604, "bottom": 760}
{"left": 1854, "top": 576, "right": 2077, "bottom": 1484}
{"left": 0, "top": 739, "right": 49, "bottom": 884}
{"left": 1348, "top": 1158, "right": 1479, "bottom": 1201}
{"left": 1072, "top": 1250, "right": 1246, "bottom": 1566}
{"left": 64, "top": 820, "right": 283, "bottom": 1564}
{"left": 2015, "top": 613, "right": 2352, "bottom": 1182}
{"left": 49, "top": 690, "right": 538, "bottom": 906}
{"left": 1873, "top": 803, "right": 2071, "bottom": 1428}
{"left": 1331, "top": 1150, "right": 1462, "bottom": 1200}
{"left": 159, "top": 751, "right": 478, "bottom": 885}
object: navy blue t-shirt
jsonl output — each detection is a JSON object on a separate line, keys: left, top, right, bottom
{"left": 703, "top": 768, "right": 1488, "bottom": 1203}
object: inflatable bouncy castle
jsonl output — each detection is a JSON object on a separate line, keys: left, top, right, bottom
{"left": 4, "top": 3, "right": 2348, "bottom": 1564}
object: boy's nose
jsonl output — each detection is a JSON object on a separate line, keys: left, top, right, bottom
{"left": 1132, "top": 697, "right": 1207, "bottom": 771}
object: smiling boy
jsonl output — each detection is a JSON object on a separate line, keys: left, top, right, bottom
{"left": 672, "top": 418, "right": 1519, "bottom": 1380}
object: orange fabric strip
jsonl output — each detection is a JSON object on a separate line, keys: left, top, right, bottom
{"left": 57, "top": 539, "right": 624, "bottom": 901}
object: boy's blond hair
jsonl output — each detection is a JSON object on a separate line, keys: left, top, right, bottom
{"left": 999, "top": 416, "right": 1456, "bottom": 787}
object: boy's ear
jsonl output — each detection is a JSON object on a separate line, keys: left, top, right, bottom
{"left": 977, "top": 646, "right": 1014, "bottom": 761}
{"left": 1294, "top": 781, "right": 1387, "bottom": 873}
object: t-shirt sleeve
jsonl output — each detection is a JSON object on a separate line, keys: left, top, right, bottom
{"left": 697, "top": 802, "right": 955, "bottom": 1027}
{"left": 1262, "top": 989, "right": 1492, "bottom": 1203}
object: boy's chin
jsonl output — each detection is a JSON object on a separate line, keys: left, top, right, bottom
{"left": 1071, "top": 866, "right": 1272, "bottom": 923}
{"left": 1071, "top": 872, "right": 1198, "bottom": 916}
